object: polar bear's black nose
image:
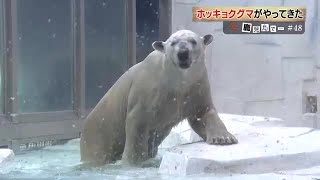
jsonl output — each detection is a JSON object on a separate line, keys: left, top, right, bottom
{"left": 177, "top": 49, "right": 189, "bottom": 61}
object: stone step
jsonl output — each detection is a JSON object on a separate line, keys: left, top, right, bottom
{"left": 159, "top": 114, "right": 320, "bottom": 176}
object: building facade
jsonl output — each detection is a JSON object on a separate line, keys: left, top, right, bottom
{"left": 171, "top": 0, "right": 320, "bottom": 128}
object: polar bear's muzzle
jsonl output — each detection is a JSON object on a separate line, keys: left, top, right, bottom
{"left": 177, "top": 49, "right": 191, "bottom": 69}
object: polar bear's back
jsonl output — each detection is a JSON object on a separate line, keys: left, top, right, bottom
{"left": 86, "top": 50, "right": 164, "bottom": 122}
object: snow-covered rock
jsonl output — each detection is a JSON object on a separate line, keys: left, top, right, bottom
{"left": 159, "top": 113, "right": 285, "bottom": 149}
{"left": 158, "top": 114, "right": 320, "bottom": 176}
{"left": 0, "top": 149, "right": 15, "bottom": 165}
{"left": 218, "top": 113, "right": 285, "bottom": 127}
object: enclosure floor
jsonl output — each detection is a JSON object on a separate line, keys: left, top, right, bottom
{"left": 1, "top": 138, "right": 320, "bottom": 179}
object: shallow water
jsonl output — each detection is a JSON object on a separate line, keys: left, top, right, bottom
{"left": 0, "top": 139, "right": 220, "bottom": 180}
{"left": 0, "top": 139, "right": 164, "bottom": 179}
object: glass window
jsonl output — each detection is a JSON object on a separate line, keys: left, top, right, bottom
{"left": 16, "top": 0, "right": 73, "bottom": 112}
{"left": 136, "top": 0, "right": 159, "bottom": 63}
{"left": 85, "top": 0, "right": 128, "bottom": 108}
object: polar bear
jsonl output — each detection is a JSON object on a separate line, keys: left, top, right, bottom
{"left": 80, "top": 30, "right": 238, "bottom": 167}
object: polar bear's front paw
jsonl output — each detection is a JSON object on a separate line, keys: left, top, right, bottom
{"left": 206, "top": 130, "right": 238, "bottom": 145}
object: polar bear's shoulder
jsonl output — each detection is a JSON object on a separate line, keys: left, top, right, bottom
{"left": 127, "top": 50, "right": 165, "bottom": 74}
{"left": 144, "top": 50, "right": 165, "bottom": 64}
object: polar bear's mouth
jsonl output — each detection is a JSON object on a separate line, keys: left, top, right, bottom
{"left": 177, "top": 50, "right": 192, "bottom": 69}
{"left": 178, "top": 62, "right": 191, "bottom": 69}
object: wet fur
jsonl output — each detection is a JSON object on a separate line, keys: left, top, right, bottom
{"left": 80, "top": 30, "right": 238, "bottom": 167}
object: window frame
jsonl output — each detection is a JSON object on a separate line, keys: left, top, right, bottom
{"left": 0, "top": 0, "right": 171, "bottom": 153}
{"left": 0, "top": 0, "right": 6, "bottom": 121}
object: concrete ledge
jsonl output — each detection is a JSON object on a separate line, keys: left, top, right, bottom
{"left": 160, "top": 113, "right": 285, "bottom": 149}
{"left": 159, "top": 115, "right": 320, "bottom": 176}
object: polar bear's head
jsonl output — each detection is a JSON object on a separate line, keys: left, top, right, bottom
{"left": 152, "top": 30, "right": 213, "bottom": 69}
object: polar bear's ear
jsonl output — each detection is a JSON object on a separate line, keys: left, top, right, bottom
{"left": 203, "top": 34, "right": 213, "bottom": 46}
{"left": 152, "top": 41, "right": 165, "bottom": 52}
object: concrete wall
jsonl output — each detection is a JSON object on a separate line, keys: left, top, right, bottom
{"left": 171, "top": 0, "right": 320, "bottom": 127}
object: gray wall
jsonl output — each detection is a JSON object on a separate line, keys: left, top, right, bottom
{"left": 171, "top": 0, "right": 320, "bottom": 127}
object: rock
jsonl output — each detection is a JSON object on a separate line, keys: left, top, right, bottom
{"left": 218, "top": 113, "right": 285, "bottom": 127}
{"left": 0, "top": 149, "right": 15, "bottom": 165}
{"left": 159, "top": 115, "right": 320, "bottom": 176}
{"left": 159, "top": 113, "right": 284, "bottom": 149}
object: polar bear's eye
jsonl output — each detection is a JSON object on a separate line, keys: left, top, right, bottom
{"left": 171, "top": 41, "right": 178, "bottom": 46}
{"left": 189, "top": 39, "right": 197, "bottom": 45}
